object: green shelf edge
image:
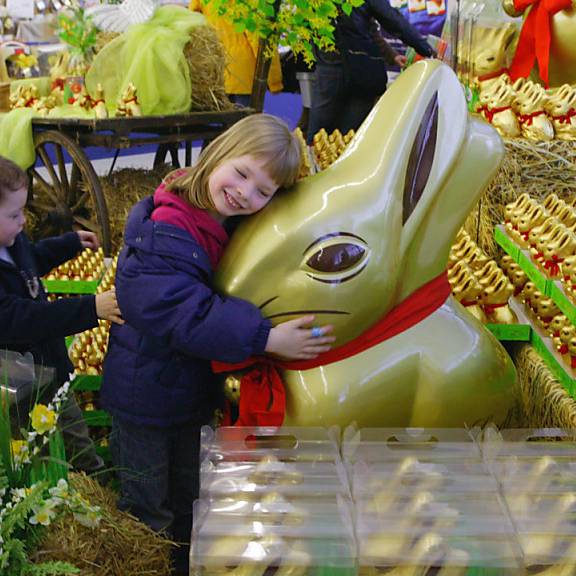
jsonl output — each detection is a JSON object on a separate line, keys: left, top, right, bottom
{"left": 486, "top": 323, "right": 531, "bottom": 341}
{"left": 42, "top": 279, "right": 101, "bottom": 294}
{"left": 73, "top": 374, "right": 102, "bottom": 391}
{"left": 549, "top": 281, "right": 576, "bottom": 326}
{"left": 83, "top": 410, "right": 112, "bottom": 427}
{"left": 530, "top": 331, "right": 576, "bottom": 396}
{"left": 494, "top": 225, "right": 520, "bottom": 260}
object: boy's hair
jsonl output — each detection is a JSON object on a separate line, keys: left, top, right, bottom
{"left": 0, "top": 157, "right": 28, "bottom": 204}
{"left": 166, "top": 114, "right": 302, "bottom": 209}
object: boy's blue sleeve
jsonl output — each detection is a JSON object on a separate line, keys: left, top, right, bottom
{"left": 31, "top": 232, "right": 83, "bottom": 277}
{"left": 0, "top": 287, "right": 98, "bottom": 345}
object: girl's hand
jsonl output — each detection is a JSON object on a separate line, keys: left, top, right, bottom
{"left": 95, "top": 288, "right": 124, "bottom": 325}
{"left": 265, "top": 315, "right": 335, "bottom": 360}
{"left": 77, "top": 231, "right": 100, "bottom": 250}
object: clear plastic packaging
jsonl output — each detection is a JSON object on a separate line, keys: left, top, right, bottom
{"left": 200, "top": 456, "right": 348, "bottom": 490}
{"left": 201, "top": 425, "right": 341, "bottom": 463}
{"left": 191, "top": 531, "right": 356, "bottom": 576}
{"left": 355, "top": 491, "right": 508, "bottom": 520}
{"left": 358, "top": 531, "right": 522, "bottom": 575}
{"left": 349, "top": 459, "right": 498, "bottom": 496}
{"left": 342, "top": 427, "right": 479, "bottom": 463}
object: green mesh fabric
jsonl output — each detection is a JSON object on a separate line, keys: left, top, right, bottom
{"left": 85, "top": 6, "right": 206, "bottom": 116}
{"left": 0, "top": 105, "right": 94, "bottom": 169}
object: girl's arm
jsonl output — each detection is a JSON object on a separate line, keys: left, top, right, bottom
{"left": 117, "top": 256, "right": 271, "bottom": 364}
{"left": 0, "top": 288, "right": 99, "bottom": 345}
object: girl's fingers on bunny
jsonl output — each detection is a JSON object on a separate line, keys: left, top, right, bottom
{"left": 284, "top": 315, "right": 315, "bottom": 328}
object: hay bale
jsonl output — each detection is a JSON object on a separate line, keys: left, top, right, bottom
{"left": 94, "top": 25, "right": 233, "bottom": 112}
{"left": 512, "top": 343, "right": 576, "bottom": 429}
{"left": 464, "top": 139, "right": 576, "bottom": 258}
{"left": 185, "top": 25, "right": 234, "bottom": 112}
{"left": 31, "top": 473, "right": 173, "bottom": 576}
{"left": 100, "top": 166, "right": 171, "bottom": 253}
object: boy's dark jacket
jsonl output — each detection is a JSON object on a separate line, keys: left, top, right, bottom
{"left": 101, "top": 197, "right": 272, "bottom": 428}
{"left": 0, "top": 232, "right": 98, "bottom": 384}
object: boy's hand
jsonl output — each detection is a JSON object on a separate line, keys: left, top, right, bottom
{"left": 265, "top": 315, "right": 335, "bottom": 360}
{"left": 95, "top": 288, "right": 124, "bottom": 325}
{"left": 77, "top": 231, "right": 100, "bottom": 250}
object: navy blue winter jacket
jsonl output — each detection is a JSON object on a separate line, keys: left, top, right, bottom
{"left": 101, "top": 197, "right": 272, "bottom": 428}
{"left": 0, "top": 232, "right": 98, "bottom": 385}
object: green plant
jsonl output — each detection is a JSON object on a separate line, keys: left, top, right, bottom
{"left": 56, "top": 1, "right": 98, "bottom": 74}
{"left": 0, "top": 377, "right": 101, "bottom": 576}
{"left": 201, "top": 0, "right": 366, "bottom": 64}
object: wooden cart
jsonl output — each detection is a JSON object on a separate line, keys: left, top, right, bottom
{"left": 28, "top": 108, "right": 253, "bottom": 255}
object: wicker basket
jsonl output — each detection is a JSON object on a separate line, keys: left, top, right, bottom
{"left": 0, "top": 82, "right": 10, "bottom": 112}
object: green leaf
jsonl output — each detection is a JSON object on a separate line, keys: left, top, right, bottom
{"left": 341, "top": 3, "right": 353, "bottom": 14}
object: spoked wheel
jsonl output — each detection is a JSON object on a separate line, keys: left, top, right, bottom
{"left": 28, "top": 130, "right": 112, "bottom": 255}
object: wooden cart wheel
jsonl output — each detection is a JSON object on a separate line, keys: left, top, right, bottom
{"left": 28, "top": 130, "right": 112, "bottom": 255}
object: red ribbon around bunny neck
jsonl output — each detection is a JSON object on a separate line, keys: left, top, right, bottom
{"left": 212, "top": 272, "right": 452, "bottom": 427}
{"left": 509, "top": 0, "right": 572, "bottom": 88}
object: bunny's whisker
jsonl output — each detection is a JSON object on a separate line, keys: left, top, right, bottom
{"left": 266, "top": 310, "right": 350, "bottom": 320}
{"left": 258, "top": 296, "right": 279, "bottom": 310}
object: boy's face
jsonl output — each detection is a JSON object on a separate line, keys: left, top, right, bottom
{"left": 0, "top": 186, "right": 27, "bottom": 247}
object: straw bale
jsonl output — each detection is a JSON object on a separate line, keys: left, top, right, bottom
{"left": 31, "top": 473, "right": 173, "bottom": 576}
{"left": 94, "top": 25, "right": 233, "bottom": 112}
{"left": 464, "top": 139, "right": 576, "bottom": 258}
{"left": 100, "top": 166, "right": 171, "bottom": 253}
{"left": 512, "top": 343, "right": 576, "bottom": 429}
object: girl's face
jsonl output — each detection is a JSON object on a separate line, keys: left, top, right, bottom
{"left": 0, "top": 186, "right": 27, "bottom": 247}
{"left": 208, "top": 154, "right": 279, "bottom": 219}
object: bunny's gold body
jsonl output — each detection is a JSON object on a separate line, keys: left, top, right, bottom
{"left": 215, "top": 61, "right": 518, "bottom": 428}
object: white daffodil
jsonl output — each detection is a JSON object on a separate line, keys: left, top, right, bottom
{"left": 29, "top": 500, "right": 57, "bottom": 526}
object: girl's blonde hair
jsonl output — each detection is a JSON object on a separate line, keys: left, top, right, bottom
{"left": 166, "top": 113, "right": 301, "bottom": 209}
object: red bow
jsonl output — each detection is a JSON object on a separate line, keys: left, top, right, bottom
{"left": 552, "top": 108, "right": 576, "bottom": 125}
{"left": 509, "top": 0, "right": 572, "bottom": 88}
{"left": 482, "top": 302, "right": 508, "bottom": 316}
{"left": 213, "top": 272, "right": 452, "bottom": 426}
{"left": 544, "top": 255, "right": 564, "bottom": 277}
{"left": 517, "top": 110, "right": 546, "bottom": 126}
{"left": 484, "top": 105, "right": 513, "bottom": 124}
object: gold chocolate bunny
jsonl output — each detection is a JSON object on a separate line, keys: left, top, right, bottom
{"left": 215, "top": 61, "right": 517, "bottom": 427}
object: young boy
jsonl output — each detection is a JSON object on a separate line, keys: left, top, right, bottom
{"left": 0, "top": 155, "right": 123, "bottom": 476}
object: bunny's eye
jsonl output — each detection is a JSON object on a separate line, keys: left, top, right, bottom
{"left": 302, "top": 234, "right": 370, "bottom": 284}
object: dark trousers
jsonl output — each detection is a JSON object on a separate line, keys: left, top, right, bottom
{"left": 110, "top": 416, "right": 202, "bottom": 574}
{"left": 306, "top": 63, "right": 379, "bottom": 143}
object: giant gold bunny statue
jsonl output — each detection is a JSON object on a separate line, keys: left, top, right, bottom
{"left": 215, "top": 61, "right": 517, "bottom": 428}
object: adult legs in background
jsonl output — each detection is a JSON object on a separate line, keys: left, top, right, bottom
{"left": 229, "top": 94, "right": 252, "bottom": 108}
{"left": 306, "top": 63, "right": 347, "bottom": 143}
{"left": 338, "top": 92, "right": 380, "bottom": 134}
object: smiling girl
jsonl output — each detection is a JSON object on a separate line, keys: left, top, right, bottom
{"left": 100, "top": 113, "right": 334, "bottom": 575}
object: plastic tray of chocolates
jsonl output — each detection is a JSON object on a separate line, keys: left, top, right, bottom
{"left": 205, "top": 492, "right": 352, "bottom": 523}
{"left": 201, "top": 455, "right": 348, "bottom": 488}
{"left": 357, "top": 533, "right": 523, "bottom": 576}
{"left": 355, "top": 491, "right": 507, "bottom": 520}
{"left": 193, "top": 498, "right": 354, "bottom": 539}
{"left": 191, "top": 526, "right": 356, "bottom": 576}
{"left": 349, "top": 459, "right": 498, "bottom": 496}
{"left": 200, "top": 426, "right": 341, "bottom": 463}
{"left": 341, "top": 427, "right": 480, "bottom": 463}
{"left": 69, "top": 319, "right": 109, "bottom": 377}
{"left": 42, "top": 247, "right": 106, "bottom": 293}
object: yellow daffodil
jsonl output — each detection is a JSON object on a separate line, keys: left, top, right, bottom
{"left": 10, "top": 440, "right": 29, "bottom": 466}
{"left": 29, "top": 404, "right": 56, "bottom": 435}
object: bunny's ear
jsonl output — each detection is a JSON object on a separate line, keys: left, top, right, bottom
{"left": 403, "top": 93, "right": 439, "bottom": 224}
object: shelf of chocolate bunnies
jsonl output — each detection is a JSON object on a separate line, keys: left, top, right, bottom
{"left": 509, "top": 296, "right": 576, "bottom": 395}
{"left": 42, "top": 248, "right": 108, "bottom": 294}
{"left": 494, "top": 225, "right": 576, "bottom": 325}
